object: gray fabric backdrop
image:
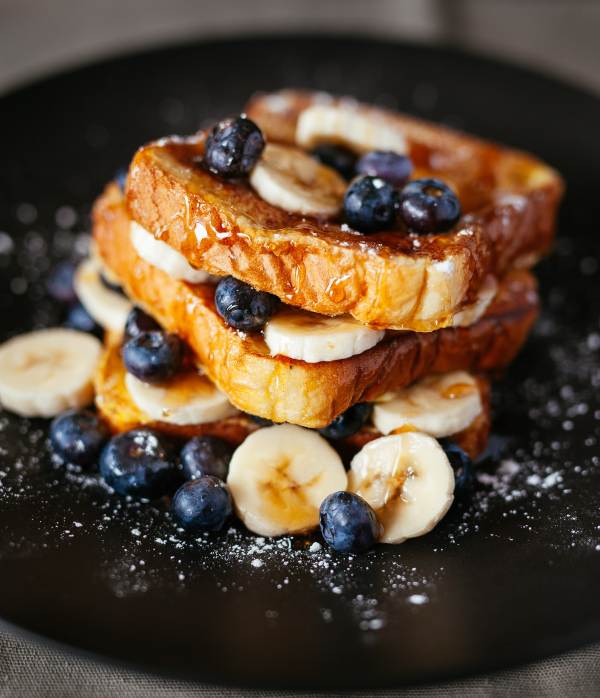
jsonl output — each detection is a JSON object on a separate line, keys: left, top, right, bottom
{"left": 1, "top": 630, "right": 600, "bottom": 697}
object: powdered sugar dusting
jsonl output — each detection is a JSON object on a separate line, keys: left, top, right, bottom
{"left": 0, "top": 267, "right": 599, "bottom": 634}
{"left": 0, "top": 118, "right": 599, "bottom": 641}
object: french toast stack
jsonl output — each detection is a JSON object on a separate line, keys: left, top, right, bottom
{"left": 80, "top": 90, "right": 562, "bottom": 544}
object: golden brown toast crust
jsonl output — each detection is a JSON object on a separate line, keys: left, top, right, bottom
{"left": 125, "top": 92, "right": 562, "bottom": 331}
{"left": 94, "top": 341, "right": 258, "bottom": 443}
{"left": 95, "top": 342, "right": 491, "bottom": 461}
{"left": 94, "top": 183, "right": 538, "bottom": 428}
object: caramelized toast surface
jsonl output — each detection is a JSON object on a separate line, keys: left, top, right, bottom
{"left": 95, "top": 342, "right": 491, "bottom": 461}
{"left": 94, "top": 183, "right": 538, "bottom": 428}
{"left": 94, "top": 341, "right": 258, "bottom": 444}
{"left": 125, "top": 91, "right": 562, "bottom": 331}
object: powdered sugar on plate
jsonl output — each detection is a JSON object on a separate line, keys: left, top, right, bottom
{"left": 0, "top": 192, "right": 599, "bottom": 636}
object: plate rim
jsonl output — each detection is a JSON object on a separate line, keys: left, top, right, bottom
{"left": 1, "top": 32, "right": 599, "bottom": 690}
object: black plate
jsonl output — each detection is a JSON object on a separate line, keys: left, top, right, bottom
{"left": 0, "top": 36, "right": 599, "bottom": 690}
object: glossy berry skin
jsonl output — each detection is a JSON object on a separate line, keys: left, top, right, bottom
{"left": 441, "top": 440, "right": 474, "bottom": 493}
{"left": 115, "top": 168, "right": 128, "bottom": 191}
{"left": 311, "top": 144, "right": 357, "bottom": 180}
{"left": 356, "top": 151, "right": 413, "bottom": 187}
{"left": 100, "top": 428, "right": 178, "bottom": 498}
{"left": 398, "top": 178, "right": 461, "bottom": 234}
{"left": 46, "top": 261, "right": 77, "bottom": 304}
{"left": 343, "top": 176, "right": 398, "bottom": 233}
{"left": 180, "top": 436, "right": 235, "bottom": 481}
{"left": 171, "top": 476, "right": 232, "bottom": 532}
{"left": 122, "top": 331, "right": 183, "bottom": 384}
{"left": 124, "top": 307, "right": 161, "bottom": 341}
{"left": 320, "top": 491, "right": 381, "bottom": 554}
{"left": 204, "top": 116, "right": 265, "bottom": 178}
{"left": 319, "top": 403, "right": 373, "bottom": 440}
{"left": 215, "top": 276, "right": 280, "bottom": 331}
{"left": 50, "top": 409, "right": 109, "bottom": 467}
{"left": 64, "top": 302, "right": 103, "bottom": 338}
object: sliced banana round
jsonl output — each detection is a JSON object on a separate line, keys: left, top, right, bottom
{"left": 74, "top": 258, "right": 132, "bottom": 333}
{"left": 227, "top": 424, "right": 347, "bottom": 537}
{"left": 373, "top": 371, "right": 482, "bottom": 438}
{"left": 130, "top": 220, "right": 214, "bottom": 284}
{"left": 264, "top": 309, "right": 385, "bottom": 363}
{"left": 349, "top": 432, "right": 454, "bottom": 544}
{"left": 296, "top": 104, "right": 408, "bottom": 155}
{"left": 451, "top": 275, "right": 498, "bottom": 328}
{"left": 0, "top": 328, "right": 102, "bottom": 417}
{"left": 125, "top": 369, "right": 237, "bottom": 426}
{"left": 249, "top": 143, "right": 346, "bottom": 218}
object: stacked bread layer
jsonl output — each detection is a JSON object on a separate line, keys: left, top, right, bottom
{"left": 88, "top": 91, "right": 561, "bottom": 462}
{"left": 93, "top": 183, "right": 538, "bottom": 432}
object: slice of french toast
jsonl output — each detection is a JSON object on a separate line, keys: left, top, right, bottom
{"left": 125, "top": 91, "right": 562, "bottom": 331}
{"left": 94, "top": 182, "right": 538, "bottom": 428}
{"left": 94, "top": 341, "right": 491, "bottom": 461}
{"left": 94, "top": 341, "right": 256, "bottom": 443}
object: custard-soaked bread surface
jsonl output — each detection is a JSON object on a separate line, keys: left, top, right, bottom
{"left": 95, "top": 342, "right": 491, "bottom": 461}
{"left": 94, "top": 184, "right": 538, "bottom": 428}
{"left": 124, "top": 91, "right": 562, "bottom": 331}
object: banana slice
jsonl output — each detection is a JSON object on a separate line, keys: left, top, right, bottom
{"left": 373, "top": 371, "right": 482, "bottom": 438}
{"left": 130, "top": 220, "right": 214, "bottom": 284}
{"left": 74, "top": 258, "right": 132, "bottom": 333}
{"left": 264, "top": 309, "right": 385, "bottom": 363}
{"left": 0, "top": 328, "right": 102, "bottom": 417}
{"left": 296, "top": 104, "right": 407, "bottom": 155}
{"left": 349, "top": 432, "right": 454, "bottom": 544}
{"left": 227, "top": 424, "right": 347, "bottom": 537}
{"left": 452, "top": 275, "right": 498, "bottom": 327}
{"left": 125, "top": 369, "right": 237, "bottom": 426}
{"left": 249, "top": 143, "right": 346, "bottom": 218}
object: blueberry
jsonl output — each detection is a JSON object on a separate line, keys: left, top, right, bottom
{"left": 356, "top": 151, "right": 413, "bottom": 187}
{"left": 100, "top": 272, "right": 124, "bottom": 295}
{"left": 64, "top": 302, "right": 103, "bottom": 338}
{"left": 214, "top": 276, "right": 280, "bottom": 331}
{"left": 122, "top": 331, "right": 183, "bottom": 384}
{"left": 204, "top": 116, "right": 265, "bottom": 178}
{"left": 343, "top": 176, "right": 398, "bottom": 233}
{"left": 100, "top": 428, "right": 178, "bottom": 497}
{"left": 124, "top": 307, "right": 161, "bottom": 341}
{"left": 171, "top": 476, "right": 232, "bottom": 532}
{"left": 46, "top": 261, "right": 77, "bottom": 304}
{"left": 398, "top": 178, "right": 461, "bottom": 234}
{"left": 181, "top": 436, "right": 234, "bottom": 481}
{"left": 440, "top": 440, "right": 474, "bottom": 493}
{"left": 320, "top": 491, "right": 381, "bottom": 553}
{"left": 50, "top": 409, "right": 109, "bottom": 467}
{"left": 115, "top": 168, "right": 128, "bottom": 191}
{"left": 311, "top": 144, "right": 357, "bottom": 180}
{"left": 319, "top": 403, "right": 372, "bottom": 440}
